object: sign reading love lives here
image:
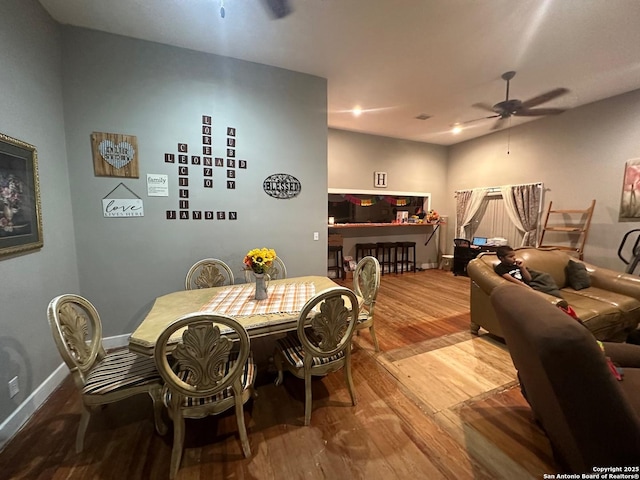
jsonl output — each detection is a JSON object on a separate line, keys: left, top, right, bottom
{"left": 102, "top": 198, "right": 144, "bottom": 217}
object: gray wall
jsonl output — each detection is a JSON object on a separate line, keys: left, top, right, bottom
{"left": 447, "top": 88, "right": 640, "bottom": 270}
{"left": 60, "top": 27, "right": 328, "bottom": 337}
{"left": 0, "top": 1, "right": 79, "bottom": 424}
{"left": 328, "top": 129, "right": 452, "bottom": 260}
{"left": 328, "top": 129, "right": 448, "bottom": 193}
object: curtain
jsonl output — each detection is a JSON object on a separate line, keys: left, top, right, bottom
{"left": 456, "top": 188, "right": 489, "bottom": 237}
{"left": 500, "top": 184, "right": 541, "bottom": 246}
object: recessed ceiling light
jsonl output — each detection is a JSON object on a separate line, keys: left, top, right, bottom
{"left": 452, "top": 125, "right": 462, "bottom": 134}
{"left": 352, "top": 106, "right": 362, "bottom": 117}
{"left": 415, "top": 113, "right": 431, "bottom": 120}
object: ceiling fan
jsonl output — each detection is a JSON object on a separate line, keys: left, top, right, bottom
{"left": 463, "top": 71, "right": 570, "bottom": 130}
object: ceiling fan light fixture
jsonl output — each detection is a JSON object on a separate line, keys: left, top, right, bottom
{"left": 464, "top": 71, "right": 570, "bottom": 131}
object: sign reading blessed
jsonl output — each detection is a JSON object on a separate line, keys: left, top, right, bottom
{"left": 91, "top": 132, "right": 139, "bottom": 178}
{"left": 263, "top": 173, "right": 301, "bottom": 199}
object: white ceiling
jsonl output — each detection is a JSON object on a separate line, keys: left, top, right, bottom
{"left": 38, "top": 0, "right": 640, "bottom": 146}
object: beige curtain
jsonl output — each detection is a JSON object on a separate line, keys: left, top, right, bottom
{"left": 500, "top": 184, "right": 542, "bottom": 246}
{"left": 456, "top": 188, "right": 489, "bottom": 238}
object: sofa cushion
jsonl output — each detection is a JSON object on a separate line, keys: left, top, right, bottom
{"left": 562, "top": 288, "right": 640, "bottom": 341}
{"left": 566, "top": 260, "right": 591, "bottom": 290}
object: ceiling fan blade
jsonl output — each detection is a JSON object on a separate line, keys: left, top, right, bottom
{"left": 491, "top": 117, "right": 508, "bottom": 130}
{"left": 516, "top": 108, "right": 567, "bottom": 117}
{"left": 520, "top": 88, "right": 569, "bottom": 109}
{"left": 472, "top": 102, "right": 496, "bottom": 114}
{"left": 459, "top": 114, "right": 500, "bottom": 125}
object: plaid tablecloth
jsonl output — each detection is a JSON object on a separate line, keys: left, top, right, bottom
{"left": 200, "top": 282, "right": 316, "bottom": 317}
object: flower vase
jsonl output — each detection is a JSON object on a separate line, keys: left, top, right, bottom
{"left": 253, "top": 273, "right": 268, "bottom": 300}
{"left": 3, "top": 204, "right": 13, "bottom": 224}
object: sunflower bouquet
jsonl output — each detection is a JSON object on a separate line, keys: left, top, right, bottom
{"left": 243, "top": 248, "right": 277, "bottom": 275}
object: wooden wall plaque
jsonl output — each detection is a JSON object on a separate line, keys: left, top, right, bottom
{"left": 91, "top": 132, "right": 139, "bottom": 178}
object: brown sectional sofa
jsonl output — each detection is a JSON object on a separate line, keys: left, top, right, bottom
{"left": 467, "top": 247, "right": 640, "bottom": 342}
{"left": 491, "top": 284, "right": 640, "bottom": 472}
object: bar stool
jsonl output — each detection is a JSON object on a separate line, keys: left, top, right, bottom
{"left": 376, "top": 242, "right": 397, "bottom": 275}
{"left": 396, "top": 241, "right": 416, "bottom": 273}
{"left": 327, "top": 245, "right": 343, "bottom": 279}
{"left": 355, "top": 242, "right": 377, "bottom": 262}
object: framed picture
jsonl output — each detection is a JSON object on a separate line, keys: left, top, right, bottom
{"left": 620, "top": 158, "right": 640, "bottom": 219}
{"left": 0, "top": 132, "right": 43, "bottom": 257}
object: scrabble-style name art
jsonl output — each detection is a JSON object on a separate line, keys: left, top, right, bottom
{"left": 165, "top": 116, "right": 246, "bottom": 221}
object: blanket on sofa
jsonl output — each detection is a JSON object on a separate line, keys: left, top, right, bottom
{"left": 528, "top": 270, "right": 564, "bottom": 299}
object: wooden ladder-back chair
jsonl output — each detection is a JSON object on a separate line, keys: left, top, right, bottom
{"left": 154, "top": 312, "right": 256, "bottom": 479}
{"left": 185, "top": 258, "right": 234, "bottom": 289}
{"left": 353, "top": 255, "right": 381, "bottom": 352}
{"left": 273, "top": 286, "right": 359, "bottom": 425}
{"left": 244, "top": 256, "right": 287, "bottom": 282}
{"left": 47, "top": 294, "right": 166, "bottom": 453}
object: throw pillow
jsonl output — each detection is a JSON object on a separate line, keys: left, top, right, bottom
{"left": 565, "top": 259, "right": 591, "bottom": 290}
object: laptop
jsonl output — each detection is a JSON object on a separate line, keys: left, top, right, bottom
{"left": 472, "top": 236, "right": 488, "bottom": 246}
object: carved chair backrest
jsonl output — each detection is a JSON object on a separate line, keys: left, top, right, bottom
{"left": 353, "top": 256, "right": 381, "bottom": 317}
{"left": 296, "top": 287, "right": 359, "bottom": 368}
{"left": 185, "top": 258, "right": 235, "bottom": 289}
{"left": 154, "top": 313, "right": 250, "bottom": 401}
{"left": 47, "top": 294, "right": 106, "bottom": 390}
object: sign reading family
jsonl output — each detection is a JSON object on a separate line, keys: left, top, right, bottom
{"left": 147, "top": 174, "right": 169, "bottom": 197}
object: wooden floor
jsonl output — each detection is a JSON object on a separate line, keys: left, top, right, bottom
{"left": 0, "top": 269, "right": 557, "bottom": 479}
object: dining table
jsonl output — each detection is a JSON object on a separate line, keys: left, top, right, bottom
{"left": 128, "top": 275, "right": 352, "bottom": 357}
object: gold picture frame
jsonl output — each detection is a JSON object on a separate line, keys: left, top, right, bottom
{"left": 0, "top": 132, "right": 43, "bottom": 257}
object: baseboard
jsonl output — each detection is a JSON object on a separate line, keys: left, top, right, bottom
{"left": 421, "top": 262, "right": 438, "bottom": 270}
{"left": 0, "top": 363, "right": 68, "bottom": 453}
{"left": 102, "top": 334, "right": 129, "bottom": 351}
{"left": 0, "top": 334, "right": 130, "bottom": 453}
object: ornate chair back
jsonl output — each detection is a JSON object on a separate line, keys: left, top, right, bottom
{"left": 297, "top": 287, "right": 359, "bottom": 364}
{"left": 353, "top": 255, "right": 381, "bottom": 351}
{"left": 185, "top": 258, "right": 234, "bottom": 289}
{"left": 47, "top": 294, "right": 165, "bottom": 453}
{"left": 154, "top": 312, "right": 254, "bottom": 479}
{"left": 274, "top": 286, "right": 359, "bottom": 425}
{"left": 48, "top": 294, "right": 105, "bottom": 390}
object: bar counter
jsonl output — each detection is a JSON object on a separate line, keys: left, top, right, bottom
{"left": 329, "top": 222, "right": 440, "bottom": 229}
{"left": 329, "top": 222, "right": 445, "bottom": 270}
